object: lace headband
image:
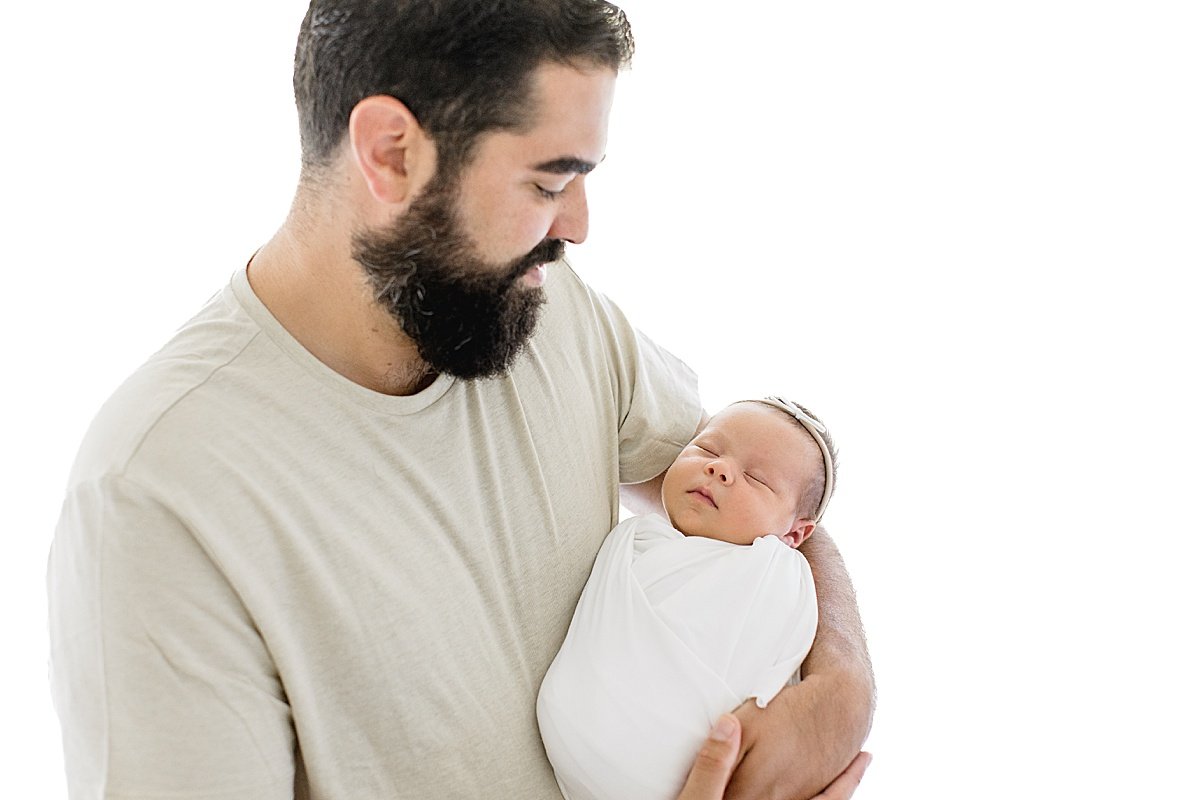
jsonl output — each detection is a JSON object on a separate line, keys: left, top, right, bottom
{"left": 758, "top": 396, "right": 835, "bottom": 523}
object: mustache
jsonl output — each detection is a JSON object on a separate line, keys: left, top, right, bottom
{"left": 501, "top": 238, "right": 567, "bottom": 285}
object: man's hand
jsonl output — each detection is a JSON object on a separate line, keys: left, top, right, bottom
{"left": 676, "top": 714, "right": 872, "bottom": 800}
{"left": 724, "top": 681, "right": 868, "bottom": 799}
{"left": 677, "top": 715, "right": 743, "bottom": 800}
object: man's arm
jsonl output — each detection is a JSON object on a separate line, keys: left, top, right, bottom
{"left": 49, "top": 475, "right": 297, "bottom": 797}
{"left": 726, "top": 526, "right": 875, "bottom": 799}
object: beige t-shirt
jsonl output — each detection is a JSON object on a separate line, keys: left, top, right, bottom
{"left": 48, "top": 262, "right": 701, "bottom": 799}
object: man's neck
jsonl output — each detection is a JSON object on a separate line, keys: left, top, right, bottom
{"left": 246, "top": 208, "right": 436, "bottom": 397}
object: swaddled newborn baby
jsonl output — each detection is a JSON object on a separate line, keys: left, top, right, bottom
{"left": 537, "top": 397, "right": 838, "bottom": 800}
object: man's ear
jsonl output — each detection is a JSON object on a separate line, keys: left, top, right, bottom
{"left": 781, "top": 518, "right": 817, "bottom": 549}
{"left": 347, "top": 95, "right": 437, "bottom": 208}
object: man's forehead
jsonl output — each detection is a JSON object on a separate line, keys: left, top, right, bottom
{"left": 516, "top": 62, "right": 616, "bottom": 160}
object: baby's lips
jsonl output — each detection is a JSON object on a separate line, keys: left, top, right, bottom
{"left": 691, "top": 487, "right": 718, "bottom": 508}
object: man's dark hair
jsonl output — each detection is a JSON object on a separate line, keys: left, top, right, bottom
{"left": 293, "top": 0, "right": 634, "bottom": 180}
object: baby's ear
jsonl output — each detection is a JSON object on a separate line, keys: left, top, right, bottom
{"left": 782, "top": 518, "right": 817, "bottom": 549}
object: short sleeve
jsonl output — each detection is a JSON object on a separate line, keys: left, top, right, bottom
{"left": 581, "top": 284, "right": 702, "bottom": 484}
{"left": 48, "top": 475, "right": 296, "bottom": 799}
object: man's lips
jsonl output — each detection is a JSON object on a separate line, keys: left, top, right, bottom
{"left": 521, "top": 263, "right": 548, "bottom": 287}
{"left": 689, "top": 487, "right": 717, "bottom": 508}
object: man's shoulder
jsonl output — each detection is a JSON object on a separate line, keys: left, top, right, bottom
{"left": 68, "top": 280, "right": 265, "bottom": 489}
{"left": 541, "top": 258, "right": 598, "bottom": 324}
{"left": 535, "top": 258, "right": 633, "bottom": 363}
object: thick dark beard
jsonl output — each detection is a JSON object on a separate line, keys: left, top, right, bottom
{"left": 353, "top": 179, "right": 563, "bottom": 381}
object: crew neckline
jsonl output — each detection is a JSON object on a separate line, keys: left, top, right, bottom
{"left": 230, "top": 265, "right": 456, "bottom": 416}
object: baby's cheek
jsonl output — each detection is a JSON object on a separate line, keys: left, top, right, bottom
{"left": 660, "top": 479, "right": 682, "bottom": 527}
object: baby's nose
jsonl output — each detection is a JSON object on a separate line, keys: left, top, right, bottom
{"left": 705, "top": 461, "right": 733, "bottom": 484}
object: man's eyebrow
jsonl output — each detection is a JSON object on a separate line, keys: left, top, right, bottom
{"left": 531, "top": 156, "right": 602, "bottom": 175}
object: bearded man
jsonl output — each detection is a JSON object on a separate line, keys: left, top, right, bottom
{"left": 48, "top": 2, "right": 873, "bottom": 798}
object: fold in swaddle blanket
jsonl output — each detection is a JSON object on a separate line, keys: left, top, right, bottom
{"left": 537, "top": 515, "right": 818, "bottom": 800}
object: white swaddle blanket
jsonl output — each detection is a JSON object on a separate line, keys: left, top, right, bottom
{"left": 537, "top": 515, "right": 818, "bottom": 800}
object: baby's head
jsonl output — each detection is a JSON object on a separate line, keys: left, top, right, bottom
{"left": 661, "top": 398, "right": 837, "bottom": 548}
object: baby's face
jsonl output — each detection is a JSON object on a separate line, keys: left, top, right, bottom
{"left": 662, "top": 403, "right": 820, "bottom": 547}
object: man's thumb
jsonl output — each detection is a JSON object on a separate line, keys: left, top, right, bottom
{"left": 677, "top": 715, "right": 742, "bottom": 800}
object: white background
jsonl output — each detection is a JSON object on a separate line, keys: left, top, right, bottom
{"left": 4, "top": 1, "right": 1198, "bottom": 797}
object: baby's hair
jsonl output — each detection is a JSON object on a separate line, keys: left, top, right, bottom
{"left": 745, "top": 399, "right": 839, "bottom": 520}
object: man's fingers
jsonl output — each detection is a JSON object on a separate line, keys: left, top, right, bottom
{"left": 677, "top": 715, "right": 743, "bottom": 800}
{"left": 729, "top": 699, "right": 758, "bottom": 763}
{"left": 812, "top": 751, "right": 872, "bottom": 800}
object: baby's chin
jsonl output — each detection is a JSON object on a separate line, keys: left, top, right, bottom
{"left": 663, "top": 500, "right": 742, "bottom": 544}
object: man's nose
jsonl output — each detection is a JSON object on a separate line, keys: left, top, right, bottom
{"left": 547, "top": 180, "right": 589, "bottom": 244}
{"left": 704, "top": 460, "right": 733, "bottom": 485}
